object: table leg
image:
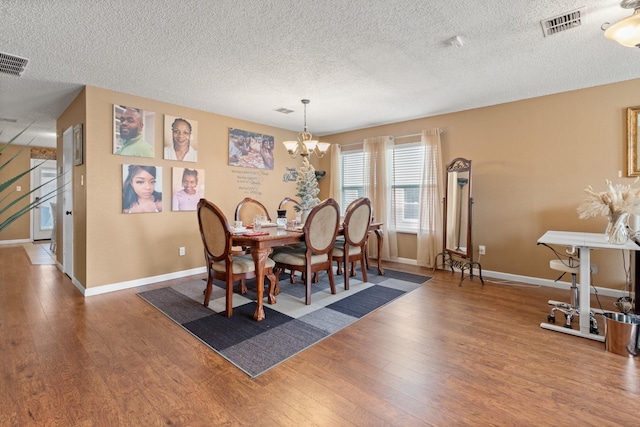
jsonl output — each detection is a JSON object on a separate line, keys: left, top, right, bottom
{"left": 579, "top": 247, "right": 591, "bottom": 335}
{"left": 251, "top": 247, "right": 271, "bottom": 321}
{"left": 374, "top": 229, "right": 385, "bottom": 275}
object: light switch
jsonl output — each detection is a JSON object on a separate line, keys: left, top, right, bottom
{"left": 16, "top": 186, "right": 21, "bottom": 191}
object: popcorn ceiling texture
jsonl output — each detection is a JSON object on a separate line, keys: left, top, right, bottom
{"left": 0, "top": 0, "right": 636, "bottom": 147}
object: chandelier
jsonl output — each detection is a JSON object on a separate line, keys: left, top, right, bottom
{"left": 282, "top": 99, "right": 330, "bottom": 158}
{"left": 605, "top": 0, "right": 640, "bottom": 47}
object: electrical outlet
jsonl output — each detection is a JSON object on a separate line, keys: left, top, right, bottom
{"left": 179, "top": 247, "right": 185, "bottom": 256}
{"left": 478, "top": 245, "right": 486, "bottom": 255}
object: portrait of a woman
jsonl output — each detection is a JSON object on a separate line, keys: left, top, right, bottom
{"left": 122, "top": 164, "right": 163, "bottom": 213}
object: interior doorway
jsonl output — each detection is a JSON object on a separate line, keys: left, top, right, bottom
{"left": 30, "top": 159, "right": 57, "bottom": 240}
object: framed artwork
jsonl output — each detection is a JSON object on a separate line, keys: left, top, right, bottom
{"left": 113, "top": 105, "right": 155, "bottom": 158}
{"left": 228, "top": 128, "right": 275, "bottom": 169}
{"left": 163, "top": 115, "right": 198, "bottom": 162}
{"left": 73, "top": 123, "right": 83, "bottom": 166}
{"left": 171, "top": 167, "right": 205, "bottom": 211}
{"left": 122, "top": 164, "right": 163, "bottom": 214}
{"left": 628, "top": 106, "right": 640, "bottom": 176}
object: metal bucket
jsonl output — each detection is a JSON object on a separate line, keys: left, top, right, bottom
{"left": 603, "top": 312, "right": 640, "bottom": 357}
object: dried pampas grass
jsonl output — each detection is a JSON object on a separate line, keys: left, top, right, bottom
{"left": 577, "top": 178, "right": 640, "bottom": 219}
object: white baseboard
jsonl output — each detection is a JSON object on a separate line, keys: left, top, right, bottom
{"left": 46, "top": 255, "right": 632, "bottom": 299}
{"left": 82, "top": 267, "right": 207, "bottom": 297}
{"left": 0, "top": 239, "right": 32, "bottom": 245}
{"left": 474, "top": 268, "right": 627, "bottom": 299}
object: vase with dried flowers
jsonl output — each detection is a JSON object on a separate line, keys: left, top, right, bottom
{"left": 577, "top": 179, "right": 640, "bottom": 244}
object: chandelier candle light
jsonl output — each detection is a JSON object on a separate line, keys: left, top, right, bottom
{"left": 577, "top": 178, "right": 640, "bottom": 244}
{"left": 283, "top": 99, "right": 329, "bottom": 217}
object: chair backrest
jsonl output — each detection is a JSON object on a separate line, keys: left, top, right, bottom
{"left": 278, "top": 197, "right": 301, "bottom": 220}
{"left": 303, "top": 198, "right": 340, "bottom": 254}
{"left": 343, "top": 197, "right": 372, "bottom": 247}
{"left": 197, "top": 199, "right": 232, "bottom": 262}
{"left": 235, "top": 197, "right": 271, "bottom": 224}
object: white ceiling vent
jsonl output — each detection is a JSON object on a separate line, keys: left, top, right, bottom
{"left": 541, "top": 7, "right": 586, "bottom": 37}
{"left": 0, "top": 52, "right": 29, "bottom": 77}
{"left": 275, "top": 107, "right": 294, "bottom": 114}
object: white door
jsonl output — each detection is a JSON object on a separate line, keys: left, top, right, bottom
{"left": 62, "top": 127, "right": 74, "bottom": 278}
{"left": 31, "top": 159, "right": 58, "bottom": 240}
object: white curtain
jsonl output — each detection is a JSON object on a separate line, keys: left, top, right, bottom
{"left": 363, "top": 136, "right": 395, "bottom": 260}
{"left": 328, "top": 144, "right": 342, "bottom": 203}
{"left": 416, "top": 129, "right": 444, "bottom": 267}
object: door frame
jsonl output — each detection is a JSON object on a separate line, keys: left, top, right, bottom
{"left": 30, "top": 158, "right": 57, "bottom": 241}
{"left": 62, "top": 127, "right": 74, "bottom": 279}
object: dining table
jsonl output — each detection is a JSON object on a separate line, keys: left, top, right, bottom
{"left": 232, "top": 221, "right": 385, "bottom": 321}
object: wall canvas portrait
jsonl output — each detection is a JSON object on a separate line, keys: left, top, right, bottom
{"left": 122, "top": 164, "right": 163, "bottom": 214}
{"left": 113, "top": 105, "right": 155, "bottom": 158}
{"left": 164, "top": 115, "right": 198, "bottom": 162}
{"left": 228, "top": 128, "right": 274, "bottom": 170}
{"left": 171, "top": 167, "right": 205, "bottom": 211}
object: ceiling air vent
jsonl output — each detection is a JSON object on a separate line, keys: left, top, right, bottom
{"left": 275, "top": 107, "right": 295, "bottom": 114}
{"left": 541, "top": 7, "right": 586, "bottom": 37}
{"left": 0, "top": 52, "right": 29, "bottom": 77}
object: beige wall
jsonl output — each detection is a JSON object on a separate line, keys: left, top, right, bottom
{"left": 0, "top": 144, "right": 32, "bottom": 240}
{"left": 60, "top": 86, "right": 307, "bottom": 289}
{"left": 319, "top": 78, "right": 640, "bottom": 289}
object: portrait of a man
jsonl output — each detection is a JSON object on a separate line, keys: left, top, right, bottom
{"left": 113, "top": 105, "right": 155, "bottom": 158}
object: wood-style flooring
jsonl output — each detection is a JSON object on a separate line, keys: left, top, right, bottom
{"left": 1, "top": 244, "right": 638, "bottom": 426}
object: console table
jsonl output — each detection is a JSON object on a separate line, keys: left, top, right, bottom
{"left": 537, "top": 230, "right": 640, "bottom": 341}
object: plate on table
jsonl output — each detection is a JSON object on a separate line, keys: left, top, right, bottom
{"left": 232, "top": 226, "right": 248, "bottom": 234}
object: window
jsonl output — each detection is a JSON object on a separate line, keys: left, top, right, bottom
{"left": 390, "top": 143, "right": 424, "bottom": 232}
{"left": 340, "top": 142, "right": 425, "bottom": 232}
{"left": 340, "top": 150, "right": 367, "bottom": 213}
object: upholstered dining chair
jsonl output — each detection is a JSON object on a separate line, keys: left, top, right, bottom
{"left": 271, "top": 198, "right": 341, "bottom": 305}
{"left": 332, "top": 197, "right": 372, "bottom": 290}
{"left": 235, "top": 197, "right": 271, "bottom": 225}
{"left": 278, "top": 197, "right": 301, "bottom": 220}
{"left": 197, "top": 198, "right": 277, "bottom": 317}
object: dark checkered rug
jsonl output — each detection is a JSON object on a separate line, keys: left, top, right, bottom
{"left": 138, "top": 268, "right": 431, "bottom": 378}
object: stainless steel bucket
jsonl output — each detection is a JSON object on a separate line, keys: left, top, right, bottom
{"left": 603, "top": 312, "right": 640, "bottom": 357}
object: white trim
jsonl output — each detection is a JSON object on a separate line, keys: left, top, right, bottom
{"left": 80, "top": 267, "right": 206, "bottom": 297}
{"left": 0, "top": 239, "right": 32, "bottom": 245}
{"left": 477, "top": 268, "right": 628, "bottom": 298}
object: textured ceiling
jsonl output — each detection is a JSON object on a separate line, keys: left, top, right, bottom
{"left": 1, "top": 0, "right": 639, "bottom": 148}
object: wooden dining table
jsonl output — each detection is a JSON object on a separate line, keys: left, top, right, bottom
{"left": 232, "top": 222, "right": 385, "bottom": 321}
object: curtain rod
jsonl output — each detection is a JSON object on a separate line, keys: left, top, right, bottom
{"left": 339, "top": 129, "right": 443, "bottom": 148}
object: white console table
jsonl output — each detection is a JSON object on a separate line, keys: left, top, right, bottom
{"left": 537, "top": 230, "right": 640, "bottom": 341}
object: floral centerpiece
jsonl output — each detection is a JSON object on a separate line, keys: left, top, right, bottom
{"left": 577, "top": 178, "right": 640, "bottom": 244}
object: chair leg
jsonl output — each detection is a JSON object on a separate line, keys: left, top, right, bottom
{"left": 343, "top": 255, "right": 349, "bottom": 290}
{"left": 327, "top": 266, "right": 337, "bottom": 295}
{"left": 225, "top": 277, "right": 234, "bottom": 317}
{"left": 304, "top": 265, "right": 312, "bottom": 305}
{"left": 203, "top": 270, "right": 213, "bottom": 307}
{"left": 266, "top": 270, "right": 278, "bottom": 304}
{"left": 360, "top": 256, "right": 368, "bottom": 283}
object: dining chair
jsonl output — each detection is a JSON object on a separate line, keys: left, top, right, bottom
{"left": 271, "top": 198, "right": 341, "bottom": 305}
{"left": 197, "top": 198, "right": 277, "bottom": 317}
{"left": 278, "top": 197, "right": 301, "bottom": 221}
{"left": 332, "top": 197, "right": 372, "bottom": 290}
{"left": 235, "top": 197, "right": 271, "bottom": 225}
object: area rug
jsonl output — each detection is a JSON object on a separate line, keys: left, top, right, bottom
{"left": 138, "top": 269, "right": 431, "bottom": 378}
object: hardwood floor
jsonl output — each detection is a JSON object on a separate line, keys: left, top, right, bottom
{"left": 1, "top": 244, "right": 638, "bottom": 426}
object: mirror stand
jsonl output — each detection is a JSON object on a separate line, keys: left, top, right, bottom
{"left": 433, "top": 157, "right": 484, "bottom": 286}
